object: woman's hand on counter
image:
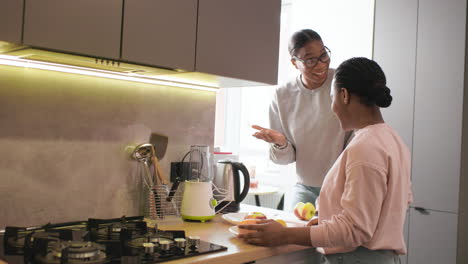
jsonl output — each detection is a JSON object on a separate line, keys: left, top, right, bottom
{"left": 307, "top": 218, "right": 318, "bottom": 226}
{"left": 238, "top": 219, "right": 287, "bottom": 246}
{"left": 238, "top": 219, "right": 312, "bottom": 247}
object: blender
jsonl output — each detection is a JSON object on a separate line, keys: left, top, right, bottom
{"left": 180, "top": 145, "right": 225, "bottom": 222}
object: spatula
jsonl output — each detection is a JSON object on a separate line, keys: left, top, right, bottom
{"left": 151, "top": 145, "right": 178, "bottom": 216}
{"left": 149, "top": 133, "right": 168, "bottom": 160}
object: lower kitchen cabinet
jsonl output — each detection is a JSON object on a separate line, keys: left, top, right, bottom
{"left": 408, "top": 208, "right": 458, "bottom": 264}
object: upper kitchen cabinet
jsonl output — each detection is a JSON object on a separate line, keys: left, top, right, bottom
{"left": 0, "top": 0, "right": 24, "bottom": 44}
{"left": 122, "top": 0, "right": 197, "bottom": 71}
{"left": 23, "top": 0, "right": 123, "bottom": 59}
{"left": 196, "top": 0, "right": 281, "bottom": 85}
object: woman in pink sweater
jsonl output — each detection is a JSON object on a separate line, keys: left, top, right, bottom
{"left": 239, "top": 57, "right": 412, "bottom": 263}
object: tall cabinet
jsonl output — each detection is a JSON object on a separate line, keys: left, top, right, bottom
{"left": 374, "top": 0, "right": 468, "bottom": 263}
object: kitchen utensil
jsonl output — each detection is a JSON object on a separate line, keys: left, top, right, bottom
{"left": 151, "top": 145, "right": 168, "bottom": 185}
{"left": 150, "top": 145, "right": 179, "bottom": 216}
{"left": 132, "top": 143, "right": 162, "bottom": 219}
{"left": 166, "top": 174, "right": 182, "bottom": 202}
{"left": 213, "top": 156, "right": 250, "bottom": 213}
{"left": 151, "top": 147, "right": 168, "bottom": 216}
{"left": 149, "top": 133, "right": 168, "bottom": 160}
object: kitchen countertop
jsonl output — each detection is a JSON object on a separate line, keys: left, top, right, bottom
{"left": 156, "top": 204, "right": 314, "bottom": 264}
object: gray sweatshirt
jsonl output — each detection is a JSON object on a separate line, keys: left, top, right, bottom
{"left": 269, "top": 69, "right": 350, "bottom": 187}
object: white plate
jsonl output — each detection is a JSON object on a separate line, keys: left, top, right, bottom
{"left": 222, "top": 212, "right": 309, "bottom": 226}
{"left": 222, "top": 212, "right": 248, "bottom": 225}
{"left": 228, "top": 226, "right": 240, "bottom": 236}
{"left": 227, "top": 220, "right": 307, "bottom": 237}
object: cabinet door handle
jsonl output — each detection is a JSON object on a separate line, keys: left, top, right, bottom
{"left": 414, "top": 206, "right": 430, "bottom": 215}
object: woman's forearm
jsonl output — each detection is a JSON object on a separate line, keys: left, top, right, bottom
{"left": 285, "top": 227, "right": 314, "bottom": 247}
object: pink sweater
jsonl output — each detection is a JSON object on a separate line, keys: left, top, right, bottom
{"left": 309, "top": 123, "right": 412, "bottom": 254}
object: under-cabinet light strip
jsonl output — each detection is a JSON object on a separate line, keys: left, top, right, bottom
{"left": 0, "top": 55, "right": 218, "bottom": 92}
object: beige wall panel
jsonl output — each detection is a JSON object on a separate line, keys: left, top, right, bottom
{"left": 0, "top": 65, "right": 216, "bottom": 227}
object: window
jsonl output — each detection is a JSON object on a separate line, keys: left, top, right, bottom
{"left": 215, "top": 0, "right": 375, "bottom": 194}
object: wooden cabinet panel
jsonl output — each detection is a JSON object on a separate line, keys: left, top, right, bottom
{"left": 23, "top": 0, "right": 122, "bottom": 59}
{"left": 196, "top": 0, "right": 281, "bottom": 85}
{"left": 122, "top": 0, "right": 197, "bottom": 71}
{"left": 0, "top": 0, "right": 24, "bottom": 43}
{"left": 412, "top": 0, "right": 466, "bottom": 213}
{"left": 408, "top": 208, "right": 458, "bottom": 264}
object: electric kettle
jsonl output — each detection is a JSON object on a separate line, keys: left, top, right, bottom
{"left": 213, "top": 160, "right": 250, "bottom": 213}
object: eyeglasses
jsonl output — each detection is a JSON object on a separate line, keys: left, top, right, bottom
{"left": 293, "top": 46, "right": 331, "bottom": 68}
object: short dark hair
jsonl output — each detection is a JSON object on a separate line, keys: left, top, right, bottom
{"left": 288, "top": 29, "right": 322, "bottom": 56}
{"left": 334, "top": 57, "right": 392, "bottom": 108}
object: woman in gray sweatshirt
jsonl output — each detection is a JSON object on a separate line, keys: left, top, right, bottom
{"left": 253, "top": 29, "right": 351, "bottom": 211}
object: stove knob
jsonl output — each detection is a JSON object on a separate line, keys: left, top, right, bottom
{"left": 143, "top": 242, "right": 155, "bottom": 254}
{"left": 188, "top": 236, "right": 200, "bottom": 250}
{"left": 159, "top": 240, "right": 171, "bottom": 251}
{"left": 174, "top": 238, "right": 186, "bottom": 249}
{"left": 149, "top": 237, "right": 160, "bottom": 243}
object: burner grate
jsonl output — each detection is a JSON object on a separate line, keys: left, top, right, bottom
{"left": 1, "top": 216, "right": 227, "bottom": 264}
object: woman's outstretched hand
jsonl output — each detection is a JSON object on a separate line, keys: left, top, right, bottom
{"left": 252, "top": 125, "right": 287, "bottom": 147}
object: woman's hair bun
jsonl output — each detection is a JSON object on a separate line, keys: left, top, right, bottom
{"left": 335, "top": 57, "right": 392, "bottom": 108}
{"left": 375, "top": 86, "right": 392, "bottom": 108}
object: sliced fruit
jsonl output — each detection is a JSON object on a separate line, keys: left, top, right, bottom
{"left": 244, "top": 211, "right": 267, "bottom": 220}
{"left": 274, "top": 219, "right": 287, "bottom": 227}
{"left": 238, "top": 219, "right": 259, "bottom": 234}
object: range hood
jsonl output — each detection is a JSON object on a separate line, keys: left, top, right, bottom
{"left": 0, "top": 41, "right": 268, "bottom": 91}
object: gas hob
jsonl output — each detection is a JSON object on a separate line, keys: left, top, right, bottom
{"left": 0, "top": 216, "right": 227, "bottom": 264}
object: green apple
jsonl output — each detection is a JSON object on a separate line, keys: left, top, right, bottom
{"left": 293, "top": 202, "right": 316, "bottom": 221}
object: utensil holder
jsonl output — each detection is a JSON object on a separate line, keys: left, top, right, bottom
{"left": 147, "top": 183, "right": 183, "bottom": 219}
